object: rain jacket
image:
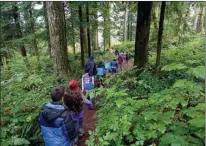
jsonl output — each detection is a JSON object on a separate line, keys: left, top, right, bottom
{"left": 38, "top": 102, "right": 78, "bottom": 146}
{"left": 84, "top": 56, "right": 97, "bottom": 76}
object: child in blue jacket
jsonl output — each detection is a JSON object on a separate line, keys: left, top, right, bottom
{"left": 38, "top": 87, "right": 78, "bottom": 146}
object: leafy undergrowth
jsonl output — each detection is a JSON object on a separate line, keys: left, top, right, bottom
{"left": 0, "top": 50, "right": 119, "bottom": 145}
{"left": 86, "top": 37, "right": 205, "bottom": 146}
{"left": 0, "top": 55, "right": 83, "bottom": 146}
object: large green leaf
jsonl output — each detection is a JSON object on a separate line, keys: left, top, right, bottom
{"left": 187, "top": 66, "right": 205, "bottom": 79}
{"left": 188, "top": 117, "right": 204, "bottom": 128}
{"left": 13, "top": 138, "right": 30, "bottom": 145}
{"left": 161, "top": 63, "right": 187, "bottom": 71}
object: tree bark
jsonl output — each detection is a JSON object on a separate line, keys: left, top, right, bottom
{"left": 46, "top": 2, "right": 69, "bottom": 75}
{"left": 43, "top": 2, "right": 51, "bottom": 58}
{"left": 12, "top": 5, "right": 27, "bottom": 57}
{"left": 155, "top": 1, "right": 166, "bottom": 74}
{"left": 79, "top": 4, "right": 85, "bottom": 68}
{"left": 134, "top": 2, "right": 153, "bottom": 69}
{"left": 86, "top": 3, "right": 91, "bottom": 57}
{"left": 124, "top": 3, "right": 129, "bottom": 42}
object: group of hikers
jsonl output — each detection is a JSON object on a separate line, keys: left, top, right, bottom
{"left": 38, "top": 49, "right": 129, "bottom": 146}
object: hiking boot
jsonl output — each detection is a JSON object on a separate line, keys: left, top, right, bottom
{"left": 78, "top": 128, "right": 84, "bottom": 136}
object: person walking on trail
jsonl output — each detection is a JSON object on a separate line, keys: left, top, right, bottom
{"left": 82, "top": 72, "right": 95, "bottom": 92}
{"left": 122, "top": 52, "right": 126, "bottom": 63}
{"left": 97, "top": 62, "right": 105, "bottom": 77}
{"left": 68, "top": 80, "right": 94, "bottom": 137}
{"left": 111, "top": 59, "right": 118, "bottom": 74}
{"left": 114, "top": 49, "right": 119, "bottom": 56}
{"left": 104, "top": 58, "right": 112, "bottom": 75}
{"left": 63, "top": 91, "right": 83, "bottom": 146}
{"left": 118, "top": 54, "right": 123, "bottom": 71}
{"left": 84, "top": 56, "right": 97, "bottom": 76}
{"left": 125, "top": 52, "right": 129, "bottom": 64}
{"left": 38, "top": 87, "right": 78, "bottom": 146}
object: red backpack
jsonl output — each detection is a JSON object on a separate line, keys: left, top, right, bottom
{"left": 118, "top": 56, "right": 123, "bottom": 64}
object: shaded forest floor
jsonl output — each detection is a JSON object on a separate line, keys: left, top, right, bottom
{"left": 78, "top": 61, "right": 133, "bottom": 146}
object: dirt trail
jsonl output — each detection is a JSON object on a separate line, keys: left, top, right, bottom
{"left": 77, "top": 61, "right": 133, "bottom": 146}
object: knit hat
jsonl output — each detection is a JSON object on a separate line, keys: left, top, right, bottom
{"left": 68, "top": 80, "right": 79, "bottom": 90}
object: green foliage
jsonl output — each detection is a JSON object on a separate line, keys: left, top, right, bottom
{"left": 0, "top": 54, "right": 81, "bottom": 145}
{"left": 86, "top": 37, "right": 205, "bottom": 146}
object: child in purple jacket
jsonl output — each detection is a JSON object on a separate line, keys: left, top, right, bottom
{"left": 68, "top": 80, "right": 94, "bottom": 137}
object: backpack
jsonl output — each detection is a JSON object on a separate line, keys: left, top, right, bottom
{"left": 84, "top": 63, "right": 90, "bottom": 73}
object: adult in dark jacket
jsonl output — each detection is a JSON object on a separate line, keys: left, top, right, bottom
{"left": 38, "top": 87, "right": 78, "bottom": 146}
{"left": 84, "top": 56, "right": 97, "bottom": 76}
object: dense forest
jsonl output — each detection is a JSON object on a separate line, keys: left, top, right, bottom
{"left": 1, "top": 1, "right": 205, "bottom": 146}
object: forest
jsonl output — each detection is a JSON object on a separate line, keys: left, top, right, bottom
{"left": 1, "top": 1, "right": 205, "bottom": 146}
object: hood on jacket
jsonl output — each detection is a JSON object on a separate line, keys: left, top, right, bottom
{"left": 42, "top": 102, "right": 65, "bottom": 121}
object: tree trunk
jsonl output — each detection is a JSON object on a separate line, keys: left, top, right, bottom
{"left": 134, "top": 2, "right": 153, "bottom": 69}
{"left": 129, "top": 13, "right": 133, "bottom": 41}
{"left": 152, "top": 6, "right": 158, "bottom": 30}
{"left": 124, "top": 3, "right": 129, "bottom": 42}
{"left": 12, "top": 5, "right": 27, "bottom": 57}
{"left": 43, "top": 2, "right": 51, "bottom": 58}
{"left": 94, "top": 3, "right": 99, "bottom": 50}
{"left": 108, "top": 18, "right": 111, "bottom": 47}
{"left": 71, "top": 7, "right": 76, "bottom": 54}
{"left": 103, "top": 16, "right": 106, "bottom": 52}
{"left": 46, "top": 2, "right": 69, "bottom": 75}
{"left": 86, "top": 3, "right": 91, "bottom": 57}
{"left": 193, "top": 7, "right": 200, "bottom": 31}
{"left": 62, "top": 2, "right": 72, "bottom": 72}
{"left": 155, "top": 1, "right": 166, "bottom": 74}
{"left": 29, "top": 3, "right": 41, "bottom": 69}
{"left": 79, "top": 4, "right": 85, "bottom": 68}
{"left": 197, "top": 7, "right": 203, "bottom": 33}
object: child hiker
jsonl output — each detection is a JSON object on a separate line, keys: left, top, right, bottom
{"left": 82, "top": 72, "right": 95, "bottom": 92}
{"left": 118, "top": 54, "right": 123, "bottom": 71}
{"left": 38, "top": 87, "right": 78, "bottom": 146}
{"left": 111, "top": 59, "right": 118, "bottom": 74}
{"left": 97, "top": 62, "right": 106, "bottom": 77}
{"left": 104, "top": 58, "right": 112, "bottom": 75}
{"left": 68, "top": 80, "right": 94, "bottom": 137}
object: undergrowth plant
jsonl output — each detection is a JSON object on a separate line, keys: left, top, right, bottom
{"left": 86, "top": 37, "right": 205, "bottom": 146}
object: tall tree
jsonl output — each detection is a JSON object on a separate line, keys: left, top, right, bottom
{"left": 29, "top": 2, "right": 40, "bottom": 69}
{"left": 123, "top": 2, "right": 129, "bottom": 42}
{"left": 46, "top": 1, "right": 69, "bottom": 75}
{"left": 70, "top": 6, "right": 76, "bottom": 54}
{"left": 196, "top": 6, "right": 204, "bottom": 33}
{"left": 102, "top": 2, "right": 110, "bottom": 51}
{"left": 43, "top": 2, "right": 51, "bottom": 58}
{"left": 93, "top": 2, "right": 99, "bottom": 50}
{"left": 155, "top": 1, "right": 166, "bottom": 74}
{"left": 134, "top": 2, "right": 153, "bottom": 69}
{"left": 79, "top": 4, "right": 85, "bottom": 68}
{"left": 92, "top": 2, "right": 99, "bottom": 51}
{"left": 86, "top": 3, "right": 91, "bottom": 57}
{"left": 12, "top": 5, "right": 27, "bottom": 58}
